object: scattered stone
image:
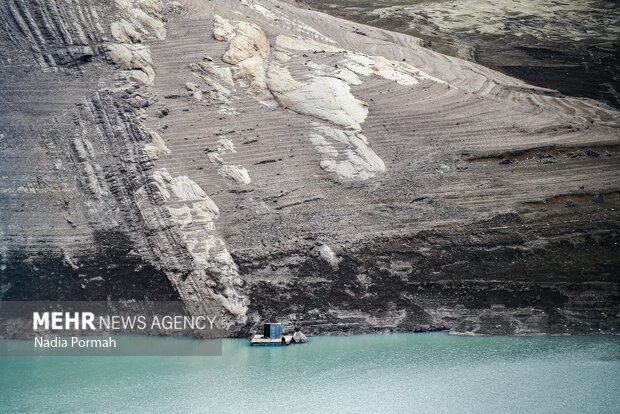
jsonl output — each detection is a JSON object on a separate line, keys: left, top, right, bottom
{"left": 318, "top": 244, "right": 341, "bottom": 267}
{"left": 218, "top": 165, "right": 252, "bottom": 184}
{"left": 157, "top": 106, "right": 169, "bottom": 117}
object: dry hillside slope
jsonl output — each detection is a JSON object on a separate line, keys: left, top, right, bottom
{"left": 0, "top": 0, "right": 618, "bottom": 336}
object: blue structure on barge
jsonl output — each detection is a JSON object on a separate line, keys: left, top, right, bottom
{"left": 250, "top": 323, "right": 294, "bottom": 346}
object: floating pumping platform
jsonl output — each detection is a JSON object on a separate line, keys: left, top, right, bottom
{"left": 250, "top": 323, "right": 307, "bottom": 346}
{"left": 250, "top": 334, "right": 293, "bottom": 346}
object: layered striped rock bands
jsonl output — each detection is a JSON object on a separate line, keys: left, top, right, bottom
{"left": 0, "top": 0, "right": 618, "bottom": 337}
{"left": 0, "top": 0, "right": 104, "bottom": 69}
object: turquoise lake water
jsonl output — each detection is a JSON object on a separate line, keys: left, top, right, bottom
{"left": 0, "top": 332, "right": 618, "bottom": 413}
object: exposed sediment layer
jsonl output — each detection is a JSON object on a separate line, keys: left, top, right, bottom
{"left": 0, "top": 0, "right": 618, "bottom": 337}
{"left": 301, "top": 0, "right": 620, "bottom": 109}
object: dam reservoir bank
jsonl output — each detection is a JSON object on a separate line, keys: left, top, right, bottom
{"left": 1, "top": 332, "right": 619, "bottom": 413}
{"left": 0, "top": 0, "right": 618, "bottom": 411}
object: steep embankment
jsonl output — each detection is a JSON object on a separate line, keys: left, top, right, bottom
{"left": 0, "top": 0, "right": 618, "bottom": 336}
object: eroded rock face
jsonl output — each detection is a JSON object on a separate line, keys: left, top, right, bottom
{"left": 107, "top": 43, "right": 155, "bottom": 85}
{"left": 215, "top": 17, "right": 271, "bottom": 99}
{"left": 145, "top": 169, "right": 248, "bottom": 318}
{"left": 310, "top": 124, "right": 385, "bottom": 179}
{"left": 266, "top": 65, "right": 369, "bottom": 131}
{"left": 213, "top": 14, "right": 235, "bottom": 41}
{"left": 0, "top": 0, "right": 618, "bottom": 339}
{"left": 222, "top": 22, "right": 269, "bottom": 64}
{"left": 115, "top": 0, "right": 166, "bottom": 40}
{"left": 111, "top": 20, "right": 143, "bottom": 44}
